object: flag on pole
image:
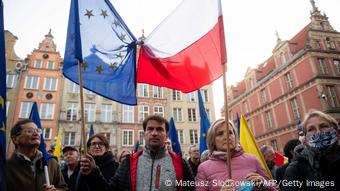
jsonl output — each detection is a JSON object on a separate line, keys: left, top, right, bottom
{"left": 89, "top": 124, "right": 94, "bottom": 138}
{"left": 29, "top": 102, "right": 56, "bottom": 166}
{"left": 239, "top": 115, "right": 272, "bottom": 179}
{"left": 0, "top": 1, "right": 7, "bottom": 189}
{"left": 169, "top": 118, "right": 182, "bottom": 155}
{"left": 198, "top": 90, "right": 211, "bottom": 154}
{"left": 53, "top": 130, "right": 62, "bottom": 164}
{"left": 137, "top": 0, "right": 227, "bottom": 93}
{"left": 63, "top": 0, "right": 137, "bottom": 105}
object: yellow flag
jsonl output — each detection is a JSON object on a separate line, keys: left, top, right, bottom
{"left": 239, "top": 115, "right": 273, "bottom": 179}
{"left": 53, "top": 130, "right": 61, "bottom": 164}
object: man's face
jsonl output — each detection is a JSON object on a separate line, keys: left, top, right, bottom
{"left": 144, "top": 120, "right": 168, "bottom": 151}
{"left": 264, "top": 147, "right": 276, "bottom": 169}
{"left": 64, "top": 150, "right": 79, "bottom": 166}
{"left": 12, "top": 122, "right": 41, "bottom": 148}
{"left": 189, "top": 146, "right": 200, "bottom": 159}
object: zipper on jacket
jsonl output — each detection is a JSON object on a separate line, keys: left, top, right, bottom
{"left": 155, "top": 164, "right": 161, "bottom": 189}
{"left": 149, "top": 159, "right": 155, "bottom": 191}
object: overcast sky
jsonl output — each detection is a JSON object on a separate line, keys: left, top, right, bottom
{"left": 3, "top": 0, "right": 340, "bottom": 118}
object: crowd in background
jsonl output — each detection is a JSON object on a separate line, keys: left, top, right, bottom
{"left": 5, "top": 110, "right": 340, "bottom": 191}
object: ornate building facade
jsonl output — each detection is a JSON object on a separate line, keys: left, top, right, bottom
{"left": 226, "top": 2, "right": 340, "bottom": 152}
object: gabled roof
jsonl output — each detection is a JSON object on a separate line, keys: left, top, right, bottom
{"left": 288, "top": 24, "right": 310, "bottom": 54}
{"left": 256, "top": 55, "right": 275, "bottom": 81}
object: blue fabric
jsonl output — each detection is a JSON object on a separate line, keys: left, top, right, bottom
{"left": 89, "top": 124, "right": 94, "bottom": 138}
{"left": 308, "top": 130, "right": 337, "bottom": 151}
{"left": 29, "top": 102, "right": 56, "bottom": 166}
{"left": 235, "top": 113, "right": 240, "bottom": 139}
{"left": 0, "top": 1, "right": 7, "bottom": 190}
{"left": 235, "top": 181, "right": 254, "bottom": 191}
{"left": 169, "top": 118, "right": 182, "bottom": 155}
{"left": 63, "top": 0, "right": 137, "bottom": 105}
{"left": 198, "top": 90, "right": 211, "bottom": 154}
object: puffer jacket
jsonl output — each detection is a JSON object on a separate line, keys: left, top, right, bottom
{"left": 196, "top": 146, "right": 277, "bottom": 191}
{"left": 282, "top": 144, "right": 340, "bottom": 191}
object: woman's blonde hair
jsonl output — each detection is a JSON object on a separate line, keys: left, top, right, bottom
{"left": 206, "top": 118, "right": 237, "bottom": 153}
{"left": 301, "top": 110, "right": 339, "bottom": 134}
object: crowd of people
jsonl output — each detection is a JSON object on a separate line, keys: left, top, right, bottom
{"left": 5, "top": 110, "right": 340, "bottom": 191}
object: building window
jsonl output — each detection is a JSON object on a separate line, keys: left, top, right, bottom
{"left": 43, "top": 128, "right": 52, "bottom": 140}
{"left": 189, "top": 129, "right": 198, "bottom": 144}
{"left": 334, "top": 60, "right": 340, "bottom": 75}
{"left": 6, "top": 74, "right": 17, "bottom": 88}
{"left": 188, "top": 108, "right": 197, "bottom": 122}
{"left": 280, "top": 52, "right": 286, "bottom": 65}
{"left": 68, "top": 81, "right": 80, "bottom": 93}
{"left": 40, "top": 103, "right": 55, "bottom": 119}
{"left": 173, "top": 108, "right": 183, "bottom": 122}
{"left": 242, "top": 101, "right": 249, "bottom": 113}
{"left": 138, "top": 84, "right": 149, "bottom": 97}
{"left": 326, "top": 37, "right": 335, "bottom": 49}
{"left": 44, "top": 77, "right": 58, "bottom": 91}
{"left": 122, "top": 130, "right": 134, "bottom": 146}
{"left": 327, "top": 86, "right": 339, "bottom": 108}
{"left": 202, "top": 89, "right": 209, "bottom": 102}
{"left": 290, "top": 98, "right": 300, "bottom": 119}
{"left": 24, "top": 76, "right": 39, "bottom": 89}
{"left": 153, "top": 106, "right": 164, "bottom": 117}
{"left": 177, "top": 129, "right": 184, "bottom": 144}
{"left": 85, "top": 89, "right": 95, "bottom": 95}
{"left": 6, "top": 101, "right": 10, "bottom": 117}
{"left": 19, "top": 102, "right": 33, "bottom": 118}
{"left": 66, "top": 102, "right": 78, "bottom": 121}
{"left": 122, "top": 105, "right": 134, "bottom": 123}
{"left": 205, "top": 109, "right": 211, "bottom": 122}
{"left": 172, "top": 90, "right": 181, "bottom": 101}
{"left": 46, "top": 61, "right": 54, "bottom": 69}
{"left": 284, "top": 72, "right": 293, "bottom": 89}
{"left": 315, "top": 40, "right": 322, "bottom": 49}
{"left": 101, "top": 104, "right": 112, "bottom": 122}
{"left": 260, "top": 89, "right": 268, "bottom": 103}
{"left": 187, "top": 92, "right": 195, "bottom": 102}
{"left": 265, "top": 111, "right": 273, "bottom": 129}
{"left": 34, "top": 59, "right": 42, "bottom": 68}
{"left": 138, "top": 130, "right": 144, "bottom": 146}
{"left": 64, "top": 132, "right": 76, "bottom": 146}
{"left": 85, "top": 103, "right": 96, "bottom": 122}
{"left": 153, "top": 86, "right": 163, "bottom": 98}
{"left": 271, "top": 140, "right": 278, "bottom": 151}
{"left": 138, "top": 105, "right": 149, "bottom": 122}
{"left": 318, "top": 58, "right": 328, "bottom": 75}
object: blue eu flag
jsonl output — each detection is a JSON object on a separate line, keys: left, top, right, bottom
{"left": 0, "top": 1, "right": 7, "bottom": 190}
{"left": 198, "top": 90, "right": 211, "bottom": 154}
{"left": 169, "top": 118, "right": 182, "bottom": 155}
{"left": 63, "top": 0, "right": 137, "bottom": 105}
{"left": 29, "top": 102, "right": 56, "bottom": 166}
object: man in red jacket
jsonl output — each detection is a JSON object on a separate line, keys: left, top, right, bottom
{"left": 80, "top": 115, "right": 194, "bottom": 191}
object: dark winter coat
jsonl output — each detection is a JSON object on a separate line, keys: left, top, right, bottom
{"left": 282, "top": 144, "right": 340, "bottom": 191}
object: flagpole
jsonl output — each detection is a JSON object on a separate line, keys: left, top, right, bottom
{"left": 77, "top": 60, "right": 87, "bottom": 156}
{"left": 222, "top": 64, "right": 232, "bottom": 179}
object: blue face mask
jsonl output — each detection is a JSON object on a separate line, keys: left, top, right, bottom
{"left": 308, "top": 130, "right": 337, "bottom": 151}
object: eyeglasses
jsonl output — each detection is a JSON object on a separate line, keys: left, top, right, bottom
{"left": 18, "top": 128, "right": 42, "bottom": 136}
{"left": 90, "top": 142, "right": 105, "bottom": 148}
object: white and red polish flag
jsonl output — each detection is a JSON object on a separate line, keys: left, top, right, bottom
{"left": 137, "top": 0, "right": 227, "bottom": 93}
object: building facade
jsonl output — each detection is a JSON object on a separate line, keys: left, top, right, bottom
{"left": 10, "top": 30, "right": 63, "bottom": 154}
{"left": 5, "top": 30, "right": 25, "bottom": 153}
{"left": 227, "top": 2, "right": 340, "bottom": 152}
